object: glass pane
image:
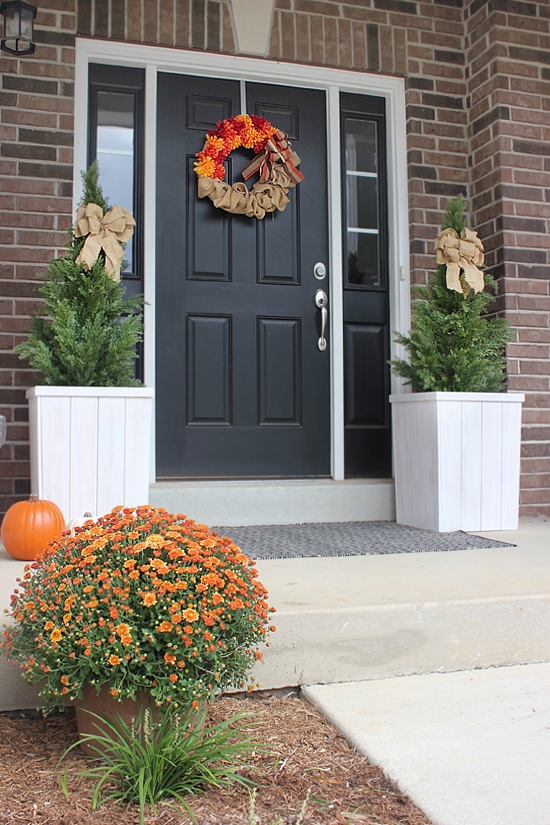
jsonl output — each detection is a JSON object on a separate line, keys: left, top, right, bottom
{"left": 347, "top": 231, "right": 380, "bottom": 287}
{"left": 347, "top": 175, "right": 378, "bottom": 230}
{"left": 345, "top": 119, "right": 377, "bottom": 174}
{"left": 97, "top": 91, "right": 135, "bottom": 273}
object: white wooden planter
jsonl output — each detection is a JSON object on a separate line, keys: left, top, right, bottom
{"left": 389, "top": 392, "right": 524, "bottom": 532}
{"left": 27, "top": 386, "right": 154, "bottom": 523}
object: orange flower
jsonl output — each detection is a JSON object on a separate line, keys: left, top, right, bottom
{"left": 115, "top": 623, "right": 131, "bottom": 637}
{"left": 146, "top": 534, "right": 166, "bottom": 548}
{"left": 141, "top": 592, "right": 157, "bottom": 607}
{"left": 50, "top": 628, "right": 62, "bottom": 642}
{"left": 60, "top": 675, "right": 69, "bottom": 685}
{"left": 157, "top": 621, "right": 173, "bottom": 633}
{"left": 183, "top": 608, "right": 199, "bottom": 623}
{"left": 109, "top": 654, "right": 121, "bottom": 666}
{"left": 164, "top": 652, "right": 176, "bottom": 665}
{"left": 169, "top": 673, "right": 178, "bottom": 683}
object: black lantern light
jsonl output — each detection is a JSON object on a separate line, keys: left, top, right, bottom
{"left": 1, "top": 1, "right": 36, "bottom": 55}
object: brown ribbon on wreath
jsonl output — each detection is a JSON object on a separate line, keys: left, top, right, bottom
{"left": 435, "top": 226, "right": 485, "bottom": 294}
{"left": 74, "top": 202, "right": 136, "bottom": 281}
{"left": 241, "top": 130, "right": 304, "bottom": 188}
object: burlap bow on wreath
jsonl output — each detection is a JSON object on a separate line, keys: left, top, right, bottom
{"left": 74, "top": 202, "right": 136, "bottom": 281}
{"left": 435, "top": 226, "right": 485, "bottom": 294}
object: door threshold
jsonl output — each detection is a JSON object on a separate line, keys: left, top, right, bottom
{"left": 149, "top": 478, "right": 395, "bottom": 526}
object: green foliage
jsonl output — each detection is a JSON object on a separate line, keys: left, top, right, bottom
{"left": 59, "top": 706, "right": 263, "bottom": 825}
{"left": 390, "top": 196, "right": 511, "bottom": 393}
{"left": 15, "top": 162, "right": 143, "bottom": 387}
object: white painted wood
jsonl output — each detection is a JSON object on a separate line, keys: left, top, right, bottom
{"left": 390, "top": 392, "right": 525, "bottom": 532}
{"left": 327, "top": 85, "right": 345, "bottom": 480}
{"left": 459, "top": 400, "right": 481, "bottom": 530}
{"left": 500, "top": 400, "right": 523, "bottom": 530}
{"left": 480, "top": 401, "right": 503, "bottom": 531}
{"left": 69, "top": 395, "right": 99, "bottom": 519}
{"left": 27, "top": 387, "right": 154, "bottom": 522}
{"left": 96, "top": 396, "right": 126, "bottom": 515}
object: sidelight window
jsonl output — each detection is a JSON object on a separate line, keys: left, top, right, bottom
{"left": 342, "top": 109, "right": 386, "bottom": 290}
{"left": 88, "top": 64, "right": 144, "bottom": 287}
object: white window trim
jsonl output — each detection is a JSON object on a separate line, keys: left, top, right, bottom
{"left": 74, "top": 38, "right": 410, "bottom": 482}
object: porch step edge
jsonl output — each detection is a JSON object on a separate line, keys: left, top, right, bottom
{"left": 149, "top": 479, "right": 396, "bottom": 526}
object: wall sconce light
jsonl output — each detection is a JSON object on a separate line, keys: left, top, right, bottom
{"left": 1, "top": 1, "right": 37, "bottom": 55}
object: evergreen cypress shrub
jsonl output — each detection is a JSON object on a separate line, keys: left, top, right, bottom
{"left": 390, "top": 196, "right": 511, "bottom": 393}
{"left": 15, "top": 163, "right": 144, "bottom": 387}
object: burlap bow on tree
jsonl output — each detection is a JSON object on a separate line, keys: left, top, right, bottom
{"left": 74, "top": 202, "right": 136, "bottom": 281}
{"left": 435, "top": 226, "right": 485, "bottom": 294}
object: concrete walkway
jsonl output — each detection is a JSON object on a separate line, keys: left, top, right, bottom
{"left": 302, "top": 519, "right": 550, "bottom": 825}
{"left": 304, "top": 663, "right": 550, "bottom": 825}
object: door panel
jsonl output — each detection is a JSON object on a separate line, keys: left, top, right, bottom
{"left": 156, "top": 74, "right": 330, "bottom": 478}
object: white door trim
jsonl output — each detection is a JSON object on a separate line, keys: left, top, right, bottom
{"left": 74, "top": 38, "right": 410, "bottom": 482}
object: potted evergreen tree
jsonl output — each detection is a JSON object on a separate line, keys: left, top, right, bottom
{"left": 16, "top": 164, "right": 154, "bottom": 522}
{"left": 389, "top": 196, "right": 523, "bottom": 532}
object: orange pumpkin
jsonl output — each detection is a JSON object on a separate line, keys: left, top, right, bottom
{"left": 1, "top": 496, "right": 66, "bottom": 561}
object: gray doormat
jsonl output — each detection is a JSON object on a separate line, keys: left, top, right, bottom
{"left": 211, "top": 521, "right": 515, "bottom": 560}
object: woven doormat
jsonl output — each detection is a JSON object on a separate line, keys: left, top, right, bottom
{"left": 211, "top": 521, "right": 515, "bottom": 560}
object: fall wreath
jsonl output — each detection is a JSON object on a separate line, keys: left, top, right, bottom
{"left": 194, "top": 114, "right": 304, "bottom": 220}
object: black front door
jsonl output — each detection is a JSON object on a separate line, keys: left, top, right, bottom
{"left": 156, "top": 74, "right": 330, "bottom": 478}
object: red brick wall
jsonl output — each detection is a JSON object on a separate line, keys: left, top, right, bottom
{"left": 1, "top": 0, "right": 549, "bottom": 517}
{"left": 464, "top": 0, "right": 550, "bottom": 515}
{"left": 0, "top": 0, "right": 75, "bottom": 516}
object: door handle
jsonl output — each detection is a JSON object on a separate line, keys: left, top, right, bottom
{"left": 314, "top": 289, "right": 328, "bottom": 352}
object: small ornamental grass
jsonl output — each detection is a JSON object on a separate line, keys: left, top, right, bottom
{"left": 2, "top": 505, "right": 275, "bottom": 709}
{"left": 59, "top": 705, "right": 264, "bottom": 825}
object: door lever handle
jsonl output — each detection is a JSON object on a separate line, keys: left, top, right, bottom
{"left": 314, "top": 289, "right": 328, "bottom": 352}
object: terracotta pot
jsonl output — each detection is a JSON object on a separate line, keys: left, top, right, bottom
{"left": 74, "top": 684, "right": 162, "bottom": 756}
{"left": 73, "top": 684, "right": 205, "bottom": 756}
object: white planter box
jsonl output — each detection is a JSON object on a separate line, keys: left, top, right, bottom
{"left": 27, "top": 386, "right": 154, "bottom": 523}
{"left": 389, "top": 392, "right": 524, "bottom": 532}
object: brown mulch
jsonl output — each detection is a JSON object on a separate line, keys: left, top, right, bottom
{"left": 0, "top": 691, "right": 434, "bottom": 825}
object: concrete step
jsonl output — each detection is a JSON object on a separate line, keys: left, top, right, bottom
{"left": 1, "top": 520, "right": 548, "bottom": 711}
{"left": 149, "top": 478, "right": 396, "bottom": 526}
{"left": 251, "top": 520, "right": 550, "bottom": 689}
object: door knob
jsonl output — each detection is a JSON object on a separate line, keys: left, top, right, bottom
{"left": 314, "top": 289, "right": 328, "bottom": 351}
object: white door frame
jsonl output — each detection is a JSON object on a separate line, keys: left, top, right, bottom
{"left": 74, "top": 38, "right": 410, "bottom": 482}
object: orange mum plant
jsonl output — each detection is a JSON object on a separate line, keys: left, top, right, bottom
{"left": 2, "top": 506, "right": 275, "bottom": 709}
